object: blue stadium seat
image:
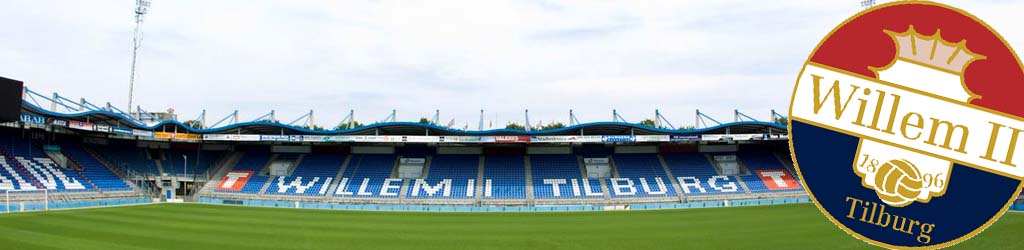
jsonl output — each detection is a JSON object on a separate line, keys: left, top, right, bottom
{"left": 530, "top": 154, "right": 601, "bottom": 199}
{"left": 333, "top": 154, "right": 398, "bottom": 198}
{"left": 0, "top": 133, "right": 90, "bottom": 192}
{"left": 662, "top": 153, "right": 743, "bottom": 195}
{"left": 61, "top": 144, "right": 132, "bottom": 191}
{"left": 196, "top": 148, "right": 800, "bottom": 203}
{"left": 406, "top": 154, "right": 478, "bottom": 199}
{"left": 0, "top": 154, "right": 34, "bottom": 190}
{"left": 611, "top": 154, "right": 675, "bottom": 198}
{"left": 93, "top": 146, "right": 161, "bottom": 175}
{"left": 736, "top": 150, "right": 803, "bottom": 193}
{"left": 215, "top": 151, "right": 272, "bottom": 194}
{"left": 267, "top": 154, "right": 345, "bottom": 196}
{"left": 482, "top": 155, "right": 526, "bottom": 199}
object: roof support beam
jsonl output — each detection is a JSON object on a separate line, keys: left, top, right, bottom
{"left": 52, "top": 93, "right": 79, "bottom": 112}
{"left": 134, "top": 106, "right": 160, "bottom": 121}
{"left": 655, "top": 109, "right": 675, "bottom": 129}
{"left": 287, "top": 110, "right": 314, "bottom": 127}
{"left": 251, "top": 110, "right": 276, "bottom": 123}
{"left": 771, "top": 109, "right": 788, "bottom": 124}
{"left": 107, "top": 102, "right": 131, "bottom": 118}
{"left": 209, "top": 110, "right": 238, "bottom": 128}
{"left": 192, "top": 110, "right": 207, "bottom": 129}
{"left": 22, "top": 88, "right": 76, "bottom": 113}
{"left": 24, "top": 88, "right": 44, "bottom": 109}
{"left": 524, "top": 109, "right": 531, "bottom": 132}
{"left": 337, "top": 109, "right": 355, "bottom": 129}
{"left": 695, "top": 109, "right": 722, "bottom": 128}
{"left": 477, "top": 109, "right": 484, "bottom": 131}
{"left": 79, "top": 98, "right": 103, "bottom": 112}
{"left": 569, "top": 109, "right": 581, "bottom": 127}
{"left": 613, "top": 109, "right": 628, "bottom": 123}
{"left": 381, "top": 109, "right": 396, "bottom": 123}
{"left": 734, "top": 109, "right": 759, "bottom": 122}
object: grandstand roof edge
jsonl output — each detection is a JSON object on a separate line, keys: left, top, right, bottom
{"left": 20, "top": 101, "right": 787, "bottom": 136}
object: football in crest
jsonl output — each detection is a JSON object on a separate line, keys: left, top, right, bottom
{"left": 872, "top": 159, "right": 924, "bottom": 207}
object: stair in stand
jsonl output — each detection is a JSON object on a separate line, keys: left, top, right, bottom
{"left": 0, "top": 147, "right": 45, "bottom": 190}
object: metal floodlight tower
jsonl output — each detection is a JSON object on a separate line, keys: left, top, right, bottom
{"left": 655, "top": 109, "right": 675, "bottom": 129}
{"left": 127, "top": 0, "right": 152, "bottom": 117}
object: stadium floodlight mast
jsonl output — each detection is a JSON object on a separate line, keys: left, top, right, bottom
{"left": 127, "top": 0, "right": 152, "bottom": 117}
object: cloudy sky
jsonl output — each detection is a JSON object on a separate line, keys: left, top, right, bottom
{"left": 2, "top": 0, "right": 1022, "bottom": 129}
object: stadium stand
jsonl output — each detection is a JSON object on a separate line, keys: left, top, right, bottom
{"left": 93, "top": 146, "right": 161, "bottom": 176}
{"left": 3, "top": 110, "right": 807, "bottom": 211}
{"left": 6, "top": 86, "right": 807, "bottom": 211}
{"left": 201, "top": 149, "right": 802, "bottom": 203}
{"left": 61, "top": 143, "right": 132, "bottom": 191}
{"left": 1, "top": 135, "right": 805, "bottom": 206}
{"left": 215, "top": 151, "right": 272, "bottom": 194}
{"left": 0, "top": 132, "right": 89, "bottom": 192}
{"left": 610, "top": 154, "right": 676, "bottom": 198}
{"left": 406, "top": 154, "right": 478, "bottom": 199}
{"left": 482, "top": 154, "right": 527, "bottom": 199}
{"left": 2, "top": 139, "right": 805, "bottom": 208}
{"left": 662, "top": 153, "right": 743, "bottom": 195}
{"left": 531, "top": 154, "right": 602, "bottom": 200}
{"left": 0, "top": 155, "right": 35, "bottom": 190}
{"left": 267, "top": 154, "right": 344, "bottom": 196}
{"left": 333, "top": 154, "right": 398, "bottom": 198}
{"left": 775, "top": 152, "right": 801, "bottom": 182}
{"left": 736, "top": 150, "right": 802, "bottom": 193}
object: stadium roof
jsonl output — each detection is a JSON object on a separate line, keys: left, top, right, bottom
{"left": 19, "top": 89, "right": 787, "bottom": 137}
{"left": 21, "top": 104, "right": 784, "bottom": 137}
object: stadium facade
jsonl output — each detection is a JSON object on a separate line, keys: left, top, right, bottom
{"left": 7, "top": 88, "right": 817, "bottom": 212}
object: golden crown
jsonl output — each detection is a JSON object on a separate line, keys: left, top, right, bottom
{"left": 885, "top": 26, "right": 986, "bottom": 74}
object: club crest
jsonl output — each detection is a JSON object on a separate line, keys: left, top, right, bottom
{"left": 789, "top": 2, "right": 1024, "bottom": 249}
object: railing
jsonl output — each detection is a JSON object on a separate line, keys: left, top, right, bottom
{"left": 194, "top": 196, "right": 813, "bottom": 212}
{"left": 120, "top": 168, "right": 159, "bottom": 198}
{"left": 82, "top": 147, "right": 159, "bottom": 198}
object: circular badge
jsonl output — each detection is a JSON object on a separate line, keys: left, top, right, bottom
{"left": 789, "top": 1, "right": 1024, "bottom": 249}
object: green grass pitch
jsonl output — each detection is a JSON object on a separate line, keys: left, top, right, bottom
{"left": 0, "top": 203, "right": 1020, "bottom": 249}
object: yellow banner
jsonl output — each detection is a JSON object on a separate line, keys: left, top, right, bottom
{"left": 154, "top": 132, "right": 200, "bottom": 140}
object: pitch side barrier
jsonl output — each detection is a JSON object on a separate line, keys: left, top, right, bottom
{"left": 3, "top": 197, "right": 151, "bottom": 213}
{"left": 194, "top": 197, "right": 811, "bottom": 212}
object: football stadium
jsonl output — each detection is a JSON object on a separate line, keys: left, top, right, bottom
{"left": 3, "top": 88, "right": 1024, "bottom": 249}
{"left": 3, "top": 1, "right": 1024, "bottom": 249}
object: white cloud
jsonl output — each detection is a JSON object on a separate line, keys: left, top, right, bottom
{"left": 1, "top": 0, "right": 1021, "bottom": 129}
